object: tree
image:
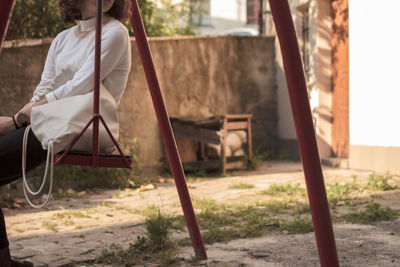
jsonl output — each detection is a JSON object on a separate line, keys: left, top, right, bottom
{"left": 6, "top": 0, "right": 206, "bottom": 40}
{"left": 6, "top": 0, "right": 66, "bottom": 40}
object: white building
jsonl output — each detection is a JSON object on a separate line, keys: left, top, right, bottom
{"left": 197, "top": 0, "right": 258, "bottom": 35}
{"left": 265, "top": 0, "right": 399, "bottom": 173}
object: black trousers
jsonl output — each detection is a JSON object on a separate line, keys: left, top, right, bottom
{"left": 0, "top": 127, "right": 47, "bottom": 249}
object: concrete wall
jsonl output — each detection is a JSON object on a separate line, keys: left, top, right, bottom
{"left": 0, "top": 36, "right": 277, "bottom": 173}
{"left": 349, "top": 0, "right": 400, "bottom": 173}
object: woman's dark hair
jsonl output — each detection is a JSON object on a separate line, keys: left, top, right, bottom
{"left": 60, "top": 0, "right": 130, "bottom": 24}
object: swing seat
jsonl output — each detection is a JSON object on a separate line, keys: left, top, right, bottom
{"left": 55, "top": 151, "right": 132, "bottom": 168}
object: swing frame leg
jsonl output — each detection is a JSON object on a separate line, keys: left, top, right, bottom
{"left": 0, "top": 0, "right": 15, "bottom": 55}
{"left": 268, "top": 0, "right": 339, "bottom": 266}
{"left": 129, "top": 0, "right": 207, "bottom": 260}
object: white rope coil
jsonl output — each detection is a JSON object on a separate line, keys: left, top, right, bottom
{"left": 22, "top": 125, "right": 54, "bottom": 208}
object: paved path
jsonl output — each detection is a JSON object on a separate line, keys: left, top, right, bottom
{"left": 4, "top": 161, "right": 399, "bottom": 266}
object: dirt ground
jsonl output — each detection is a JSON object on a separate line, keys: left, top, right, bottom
{"left": 4, "top": 161, "right": 400, "bottom": 266}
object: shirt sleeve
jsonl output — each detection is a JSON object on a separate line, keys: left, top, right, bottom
{"left": 45, "top": 26, "right": 130, "bottom": 103}
{"left": 30, "top": 37, "right": 58, "bottom": 103}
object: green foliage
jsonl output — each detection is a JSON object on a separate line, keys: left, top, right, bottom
{"left": 366, "top": 173, "right": 398, "bottom": 191}
{"left": 144, "top": 210, "right": 174, "bottom": 250}
{"left": 97, "top": 211, "right": 177, "bottom": 266}
{"left": 6, "top": 0, "right": 205, "bottom": 40}
{"left": 7, "top": 0, "right": 67, "bottom": 40}
{"left": 183, "top": 165, "right": 207, "bottom": 177}
{"left": 42, "top": 221, "right": 58, "bottom": 232}
{"left": 262, "top": 183, "right": 305, "bottom": 196}
{"left": 280, "top": 216, "right": 314, "bottom": 234}
{"left": 229, "top": 182, "right": 255, "bottom": 190}
{"left": 133, "top": 0, "right": 198, "bottom": 37}
{"left": 244, "top": 154, "right": 264, "bottom": 170}
{"left": 341, "top": 201, "right": 399, "bottom": 224}
{"left": 134, "top": 205, "right": 159, "bottom": 217}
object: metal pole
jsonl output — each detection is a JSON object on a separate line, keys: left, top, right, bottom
{"left": 129, "top": 0, "right": 207, "bottom": 260}
{"left": 0, "top": 0, "right": 16, "bottom": 55}
{"left": 92, "top": 0, "right": 102, "bottom": 167}
{"left": 267, "top": 0, "right": 339, "bottom": 266}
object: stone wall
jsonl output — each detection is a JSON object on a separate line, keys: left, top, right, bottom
{"left": 0, "top": 36, "right": 277, "bottom": 172}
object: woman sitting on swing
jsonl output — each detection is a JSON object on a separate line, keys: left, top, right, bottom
{"left": 0, "top": 0, "right": 131, "bottom": 265}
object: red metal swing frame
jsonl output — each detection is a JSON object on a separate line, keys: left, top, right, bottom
{"left": 0, "top": 0, "right": 340, "bottom": 265}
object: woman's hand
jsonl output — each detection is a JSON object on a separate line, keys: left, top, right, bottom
{"left": 15, "top": 98, "right": 49, "bottom": 125}
{"left": 0, "top": 116, "right": 16, "bottom": 137}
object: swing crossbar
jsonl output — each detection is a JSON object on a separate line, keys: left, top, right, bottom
{"left": 55, "top": 152, "right": 132, "bottom": 168}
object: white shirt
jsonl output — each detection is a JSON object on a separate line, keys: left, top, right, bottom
{"left": 31, "top": 15, "right": 131, "bottom": 106}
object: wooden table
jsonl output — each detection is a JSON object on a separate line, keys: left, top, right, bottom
{"left": 170, "top": 114, "right": 253, "bottom": 174}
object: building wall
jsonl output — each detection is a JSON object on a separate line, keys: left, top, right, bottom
{"left": 265, "top": 0, "right": 332, "bottom": 160}
{"left": 349, "top": 0, "right": 400, "bottom": 172}
{"left": 199, "top": 0, "right": 256, "bottom": 35}
{"left": 0, "top": 36, "right": 278, "bottom": 173}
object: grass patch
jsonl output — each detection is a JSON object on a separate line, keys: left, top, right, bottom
{"left": 262, "top": 183, "right": 305, "bottom": 196}
{"left": 52, "top": 210, "right": 90, "bottom": 220}
{"left": 63, "top": 219, "right": 74, "bottom": 226}
{"left": 133, "top": 205, "right": 159, "bottom": 217}
{"left": 367, "top": 173, "right": 398, "bottom": 191}
{"left": 341, "top": 201, "right": 399, "bottom": 224}
{"left": 97, "top": 210, "right": 177, "bottom": 266}
{"left": 42, "top": 221, "right": 58, "bottom": 232}
{"left": 229, "top": 183, "right": 255, "bottom": 190}
{"left": 280, "top": 216, "right": 314, "bottom": 234}
{"left": 183, "top": 165, "right": 207, "bottom": 178}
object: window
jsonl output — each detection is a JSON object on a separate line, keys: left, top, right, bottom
{"left": 247, "top": 0, "right": 259, "bottom": 25}
{"left": 299, "top": 5, "right": 310, "bottom": 81}
{"left": 191, "top": 0, "right": 211, "bottom": 26}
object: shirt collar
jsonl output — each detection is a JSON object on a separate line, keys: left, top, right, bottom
{"left": 78, "top": 14, "right": 112, "bottom": 32}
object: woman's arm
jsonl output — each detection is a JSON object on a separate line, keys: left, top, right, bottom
{"left": 44, "top": 26, "right": 129, "bottom": 102}
{"left": 0, "top": 117, "right": 15, "bottom": 137}
{"left": 16, "top": 97, "right": 48, "bottom": 125}
{"left": 31, "top": 37, "right": 58, "bottom": 103}
{"left": 0, "top": 97, "right": 49, "bottom": 137}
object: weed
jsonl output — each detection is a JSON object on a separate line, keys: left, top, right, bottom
{"left": 367, "top": 173, "right": 398, "bottom": 191}
{"left": 202, "top": 227, "right": 238, "bottom": 244}
{"left": 63, "top": 220, "right": 74, "bottom": 226}
{"left": 280, "top": 216, "right": 314, "bottom": 234}
{"left": 42, "top": 221, "right": 58, "bottom": 232}
{"left": 192, "top": 198, "right": 228, "bottom": 213}
{"left": 74, "top": 225, "right": 83, "bottom": 230}
{"left": 15, "top": 229, "right": 24, "bottom": 233}
{"left": 262, "top": 183, "right": 305, "bottom": 196}
{"left": 244, "top": 154, "right": 265, "bottom": 170}
{"left": 229, "top": 183, "right": 255, "bottom": 190}
{"left": 52, "top": 210, "right": 90, "bottom": 220}
{"left": 97, "top": 212, "right": 177, "bottom": 266}
{"left": 101, "top": 202, "right": 112, "bottom": 207}
{"left": 183, "top": 165, "right": 207, "bottom": 178}
{"left": 134, "top": 205, "right": 159, "bottom": 217}
{"left": 262, "top": 200, "right": 291, "bottom": 213}
{"left": 144, "top": 210, "right": 173, "bottom": 250}
{"left": 341, "top": 201, "right": 399, "bottom": 224}
{"left": 292, "top": 202, "right": 311, "bottom": 215}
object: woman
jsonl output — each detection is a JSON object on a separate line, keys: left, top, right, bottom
{"left": 0, "top": 0, "right": 131, "bottom": 265}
